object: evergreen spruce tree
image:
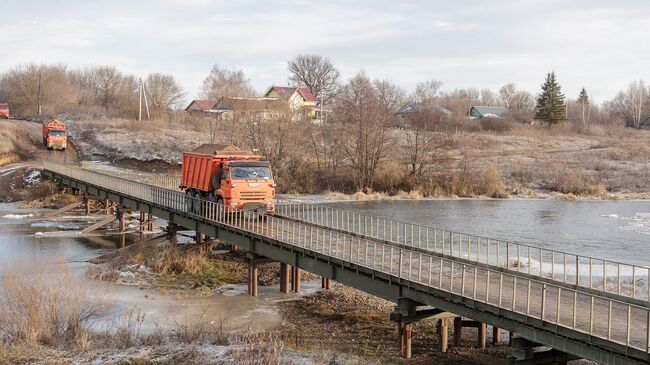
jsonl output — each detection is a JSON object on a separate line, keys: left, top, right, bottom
{"left": 534, "top": 72, "right": 566, "bottom": 124}
{"left": 577, "top": 87, "right": 590, "bottom": 128}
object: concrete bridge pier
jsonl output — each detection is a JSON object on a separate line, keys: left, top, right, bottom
{"left": 83, "top": 194, "right": 91, "bottom": 215}
{"left": 291, "top": 266, "right": 301, "bottom": 293}
{"left": 493, "top": 327, "right": 501, "bottom": 345}
{"left": 321, "top": 277, "right": 331, "bottom": 290}
{"left": 438, "top": 318, "right": 449, "bottom": 353}
{"left": 245, "top": 253, "right": 275, "bottom": 297}
{"left": 454, "top": 317, "right": 489, "bottom": 350}
{"left": 280, "top": 263, "right": 290, "bottom": 293}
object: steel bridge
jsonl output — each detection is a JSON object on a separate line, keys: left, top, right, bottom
{"left": 42, "top": 161, "right": 650, "bottom": 365}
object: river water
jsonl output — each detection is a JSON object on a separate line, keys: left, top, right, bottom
{"left": 326, "top": 199, "right": 650, "bottom": 266}
{"left": 0, "top": 202, "right": 291, "bottom": 334}
{"left": 1, "top": 199, "right": 649, "bottom": 334}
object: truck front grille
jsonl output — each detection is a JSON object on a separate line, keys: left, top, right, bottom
{"left": 240, "top": 192, "right": 267, "bottom": 201}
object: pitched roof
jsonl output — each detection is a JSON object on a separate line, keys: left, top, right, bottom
{"left": 397, "top": 103, "right": 451, "bottom": 115}
{"left": 186, "top": 99, "right": 218, "bottom": 111}
{"left": 470, "top": 106, "right": 509, "bottom": 117}
{"left": 266, "top": 86, "right": 295, "bottom": 100}
{"left": 296, "top": 87, "right": 317, "bottom": 102}
{"left": 266, "top": 86, "right": 317, "bottom": 102}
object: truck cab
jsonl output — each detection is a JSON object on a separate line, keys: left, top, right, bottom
{"left": 0, "top": 103, "right": 9, "bottom": 119}
{"left": 216, "top": 160, "right": 275, "bottom": 213}
{"left": 42, "top": 118, "right": 67, "bottom": 150}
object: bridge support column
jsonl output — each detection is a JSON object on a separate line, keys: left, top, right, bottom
{"left": 280, "top": 263, "right": 290, "bottom": 294}
{"left": 248, "top": 261, "right": 258, "bottom": 297}
{"left": 291, "top": 266, "right": 301, "bottom": 293}
{"left": 167, "top": 223, "right": 179, "bottom": 246}
{"left": 104, "top": 199, "right": 112, "bottom": 215}
{"left": 493, "top": 326, "right": 501, "bottom": 345}
{"left": 438, "top": 319, "right": 449, "bottom": 353}
{"left": 453, "top": 317, "right": 463, "bottom": 347}
{"left": 83, "top": 195, "right": 91, "bottom": 215}
{"left": 196, "top": 232, "right": 203, "bottom": 244}
{"left": 139, "top": 212, "right": 146, "bottom": 241}
{"left": 147, "top": 213, "right": 154, "bottom": 231}
{"left": 117, "top": 210, "right": 126, "bottom": 232}
{"left": 321, "top": 277, "right": 331, "bottom": 290}
{"left": 477, "top": 322, "right": 487, "bottom": 350}
{"left": 398, "top": 322, "right": 413, "bottom": 359}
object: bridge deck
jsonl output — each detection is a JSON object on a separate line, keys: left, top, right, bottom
{"left": 42, "top": 162, "right": 650, "bottom": 365}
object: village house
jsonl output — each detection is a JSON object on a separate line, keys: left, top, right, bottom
{"left": 185, "top": 86, "right": 321, "bottom": 122}
{"left": 469, "top": 106, "right": 509, "bottom": 119}
{"left": 185, "top": 99, "right": 219, "bottom": 117}
{"left": 213, "top": 97, "right": 287, "bottom": 122}
{"left": 264, "top": 86, "right": 320, "bottom": 120}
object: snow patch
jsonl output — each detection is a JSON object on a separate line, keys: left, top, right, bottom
{"left": 2, "top": 213, "right": 34, "bottom": 219}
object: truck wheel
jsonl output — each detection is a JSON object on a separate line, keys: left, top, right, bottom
{"left": 185, "top": 190, "right": 194, "bottom": 213}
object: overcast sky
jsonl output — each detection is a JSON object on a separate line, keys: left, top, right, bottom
{"left": 2, "top": 0, "right": 649, "bottom": 103}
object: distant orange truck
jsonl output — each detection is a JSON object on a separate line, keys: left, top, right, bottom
{"left": 181, "top": 144, "right": 275, "bottom": 214}
{"left": 0, "top": 103, "right": 9, "bottom": 119}
{"left": 42, "top": 118, "right": 67, "bottom": 150}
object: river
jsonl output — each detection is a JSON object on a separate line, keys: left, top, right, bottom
{"left": 326, "top": 199, "right": 650, "bottom": 266}
{"left": 1, "top": 199, "right": 649, "bottom": 333}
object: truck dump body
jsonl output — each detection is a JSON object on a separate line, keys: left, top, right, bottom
{"left": 181, "top": 144, "right": 275, "bottom": 214}
{"left": 181, "top": 152, "right": 264, "bottom": 192}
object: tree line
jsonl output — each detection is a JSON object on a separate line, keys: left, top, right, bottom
{"left": 0, "top": 64, "right": 184, "bottom": 117}
{"left": 1, "top": 57, "right": 649, "bottom": 130}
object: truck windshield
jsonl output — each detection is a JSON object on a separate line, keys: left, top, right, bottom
{"left": 231, "top": 166, "right": 272, "bottom": 180}
{"left": 50, "top": 130, "right": 65, "bottom": 137}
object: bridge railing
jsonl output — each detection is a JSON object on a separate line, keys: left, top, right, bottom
{"left": 274, "top": 199, "right": 650, "bottom": 303}
{"left": 44, "top": 162, "right": 650, "bottom": 356}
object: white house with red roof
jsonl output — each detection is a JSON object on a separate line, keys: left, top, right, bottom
{"left": 264, "top": 86, "right": 319, "bottom": 119}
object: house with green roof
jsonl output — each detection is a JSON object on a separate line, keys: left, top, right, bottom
{"left": 469, "top": 106, "right": 509, "bottom": 119}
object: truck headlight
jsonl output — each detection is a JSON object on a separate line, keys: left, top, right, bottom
{"left": 229, "top": 201, "right": 240, "bottom": 206}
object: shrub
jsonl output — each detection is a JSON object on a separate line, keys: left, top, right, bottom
{"left": 480, "top": 118, "right": 513, "bottom": 133}
{"left": 552, "top": 170, "right": 607, "bottom": 196}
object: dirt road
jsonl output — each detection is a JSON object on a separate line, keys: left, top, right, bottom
{"left": 4, "top": 119, "right": 78, "bottom": 167}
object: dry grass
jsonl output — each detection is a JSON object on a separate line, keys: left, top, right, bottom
{"left": 0, "top": 263, "right": 107, "bottom": 347}
{"left": 231, "top": 332, "right": 284, "bottom": 365}
{"left": 552, "top": 170, "right": 607, "bottom": 196}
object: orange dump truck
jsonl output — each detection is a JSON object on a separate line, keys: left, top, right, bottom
{"left": 0, "top": 103, "right": 8, "bottom": 119}
{"left": 181, "top": 144, "right": 275, "bottom": 214}
{"left": 42, "top": 118, "right": 67, "bottom": 150}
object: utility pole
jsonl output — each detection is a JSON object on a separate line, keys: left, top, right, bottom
{"left": 138, "top": 78, "right": 150, "bottom": 121}
{"left": 138, "top": 79, "right": 142, "bottom": 121}
{"left": 37, "top": 67, "right": 42, "bottom": 115}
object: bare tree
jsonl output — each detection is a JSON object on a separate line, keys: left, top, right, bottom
{"left": 479, "top": 88, "right": 498, "bottom": 106}
{"left": 402, "top": 106, "right": 453, "bottom": 176}
{"left": 145, "top": 73, "right": 185, "bottom": 112}
{"left": 414, "top": 79, "right": 442, "bottom": 104}
{"left": 0, "top": 63, "right": 77, "bottom": 115}
{"left": 333, "top": 71, "right": 404, "bottom": 192}
{"left": 287, "top": 55, "right": 340, "bottom": 104}
{"left": 498, "top": 83, "right": 535, "bottom": 121}
{"left": 622, "top": 80, "right": 648, "bottom": 129}
{"left": 199, "top": 64, "right": 256, "bottom": 100}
